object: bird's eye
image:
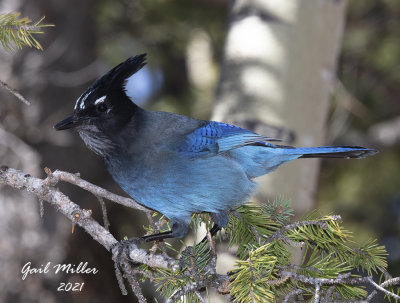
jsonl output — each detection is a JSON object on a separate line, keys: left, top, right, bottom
{"left": 97, "top": 103, "right": 108, "bottom": 113}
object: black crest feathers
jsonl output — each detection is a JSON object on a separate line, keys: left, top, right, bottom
{"left": 101, "top": 54, "right": 146, "bottom": 89}
{"left": 89, "top": 54, "right": 147, "bottom": 93}
{"left": 73, "top": 54, "right": 147, "bottom": 112}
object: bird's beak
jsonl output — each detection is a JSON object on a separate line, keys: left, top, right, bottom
{"left": 54, "top": 115, "right": 82, "bottom": 130}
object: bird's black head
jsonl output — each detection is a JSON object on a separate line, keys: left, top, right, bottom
{"left": 54, "top": 54, "right": 146, "bottom": 155}
{"left": 55, "top": 54, "right": 146, "bottom": 132}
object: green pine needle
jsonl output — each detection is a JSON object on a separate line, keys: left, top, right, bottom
{"left": 351, "top": 239, "right": 388, "bottom": 275}
{"left": 0, "top": 12, "right": 53, "bottom": 51}
{"left": 225, "top": 202, "right": 282, "bottom": 258}
{"left": 230, "top": 244, "right": 278, "bottom": 303}
{"left": 137, "top": 200, "right": 397, "bottom": 303}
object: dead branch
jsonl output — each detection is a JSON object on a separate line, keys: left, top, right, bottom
{"left": 0, "top": 166, "right": 174, "bottom": 270}
{"left": 0, "top": 79, "right": 31, "bottom": 105}
{"left": 48, "top": 169, "right": 151, "bottom": 213}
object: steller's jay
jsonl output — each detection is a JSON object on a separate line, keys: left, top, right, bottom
{"left": 55, "top": 54, "right": 377, "bottom": 241}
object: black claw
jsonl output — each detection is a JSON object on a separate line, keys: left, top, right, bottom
{"left": 140, "top": 230, "right": 174, "bottom": 242}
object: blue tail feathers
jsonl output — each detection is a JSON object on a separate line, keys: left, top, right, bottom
{"left": 281, "top": 146, "right": 378, "bottom": 159}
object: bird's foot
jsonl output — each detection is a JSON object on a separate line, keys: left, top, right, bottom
{"left": 111, "top": 237, "right": 144, "bottom": 272}
{"left": 111, "top": 230, "right": 174, "bottom": 271}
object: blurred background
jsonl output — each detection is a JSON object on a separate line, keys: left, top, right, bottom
{"left": 0, "top": 0, "right": 399, "bottom": 302}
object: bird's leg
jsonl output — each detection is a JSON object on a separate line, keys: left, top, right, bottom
{"left": 210, "top": 224, "right": 221, "bottom": 236}
{"left": 140, "top": 230, "right": 174, "bottom": 242}
{"left": 201, "top": 224, "right": 220, "bottom": 254}
{"left": 200, "top": 223, "right": 221, "bottom": 244}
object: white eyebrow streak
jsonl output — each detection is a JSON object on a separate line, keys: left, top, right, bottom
{"left": 94, "top": 95, "right": 106, "bottom": 105}
{"left": 74, "top": 97, "right": 80, "bottom": 110}
{"left": 79, "top": 91, "right": 92, "bottom": 110}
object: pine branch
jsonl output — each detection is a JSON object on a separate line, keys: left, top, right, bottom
{"left": 279, "top": 270, "right": 400, "bottom": 302}
{"left": 165, "top": 280, "right": 209, "bottom": 303}
{"left": 0, "top": 165, "right": 399, "bottom": 302}
{"left": 0, "top": 12, "right": 53, "bottom": 51}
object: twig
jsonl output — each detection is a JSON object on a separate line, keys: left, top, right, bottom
{"left": 113, "top": 260, "right": 128, "bottom": 295}
{"left": 166, "top": 280, "right": 209, "bottom": 303}
{"left": 96, "top": 196, "right": 110, "bottom": 230}
{"left": 0, "top": 166, "right": 175, "bottom": 269}
{"left": 38, "top": 198, "right": 44, "bottom": 217}
{"left": 48, "top": 169, "right": 151, "bottom": 213}
{"left": 283, "top": 289, "right": 304, "bottom": 303}
{"left": 365, "top": 290, "right": 378, "bottom": 302}
{"left": 195, "top": 290, "right": 206, "bottom": 303}
{"left": 280, "top": 270, "right": 400, "bottom": 302}
{"left": 206, "top": 230, "right": 218, "bottom": 277}
{"left": 322, "top": 285, "right": 335, "bottom": 302}
{"left": 314, "top": 283, "right": 321, "bottom": 303}
{"left": 277, "top": 264, "right": 324, "bottom": 275}
{"left": 146, "top": 211, "right": 167, "bottom": 255}
{"left": 367, "top": 277, "right": 400, "bottom": 301}
{"left": 251, "top": 225, "right": 261, "bottom": 242}
{"left": 264, "top": 275, "right": 290, "bottom": 286}
{"left": 380, "top": 277, "right": 400, "bottom": 288}
{"left": 0, "top": 79, "right": 31, "bottom": 105}
{"left": 231, "top": 210, "right": 261, "bottom": 242}
{"left": 280, "top": 270, "right": 358, "bottom": 285}
{"left": 126, "top": 273, "right": 147, "bottom": 303}
{"left": 264, "top": 217, "right": 339, "bottom": 244}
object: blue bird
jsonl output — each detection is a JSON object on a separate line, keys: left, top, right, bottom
{"left": 54, "top": 54, "right": 377, "bottom": 241}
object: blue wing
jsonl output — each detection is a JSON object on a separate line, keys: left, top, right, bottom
{"left": 179, "top": 121, "right": 280, "bottom": 157}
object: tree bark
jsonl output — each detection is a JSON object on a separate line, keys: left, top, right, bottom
{"left": 213, "top": 0, "right": 347, "bottom": 215}
{"left": 0, "top": 0, "right": 98, "bottom": 302}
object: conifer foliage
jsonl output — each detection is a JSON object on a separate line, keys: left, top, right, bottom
{"left": 148, "top": 200, "right": 399, "bottom": 302}
{"left": 0, "top": 12, "right": 52, "bottom": 51}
